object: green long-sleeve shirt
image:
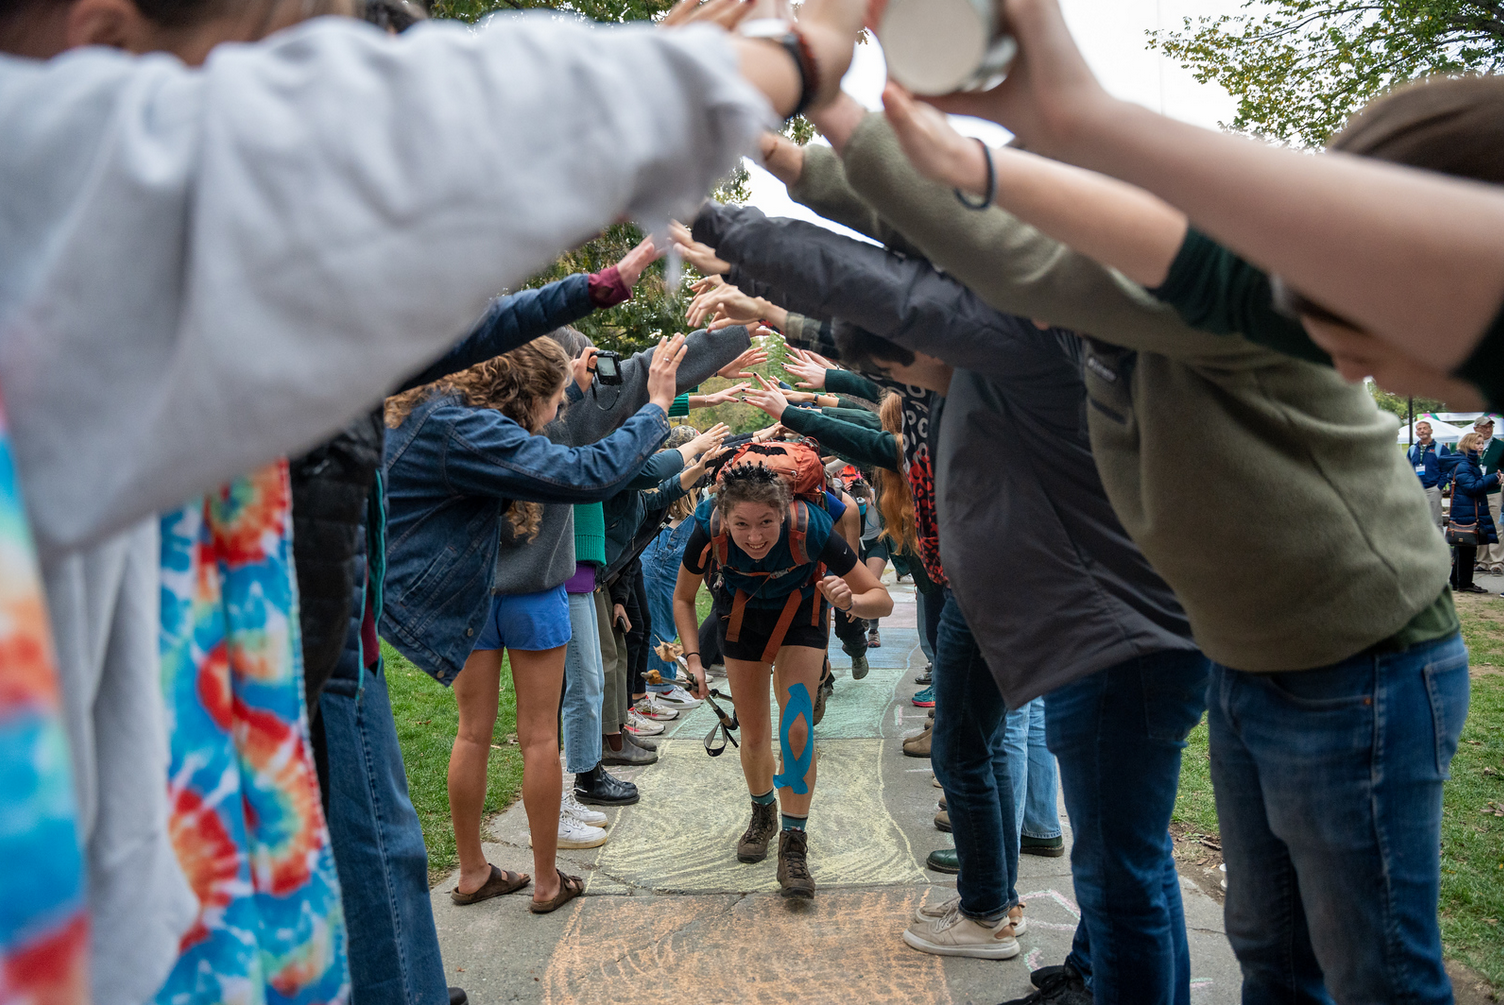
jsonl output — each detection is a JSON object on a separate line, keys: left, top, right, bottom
{"left": 824, "top": 367, "right": 882, "bottom": 404}
{"left": 778, "top": 406, "right": 899, "bottom": 471}
{"left": 790, "top": 113, "right": 1455, "bottom": 672}
{"left": 822, "top": 405, "right": 881, "bottom": 429}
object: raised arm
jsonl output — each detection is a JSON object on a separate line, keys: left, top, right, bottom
{"left": 923, "top": 0, "right": 1504, "bottom": 373}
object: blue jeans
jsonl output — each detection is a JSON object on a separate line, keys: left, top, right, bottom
{"left": 1045, "top": 648, "right": 1210, "bottom": 1005}
{"left": 930, "top": 591, "right": 1017, "bottom": 922}
{"left": 641, "top": 520, "right": 695, "bottom": 688}
{"left": 1004, "top": 698, "right": 1061, "bottom": 840}
{"left": 1208, "top": 632, "right": 1469, "bottom": 1005}
{"left": 562, "top": 592, "right": 604, "bottom": 773}
{"left": 321, "top": 657, "right": 448, "bottom": 1005}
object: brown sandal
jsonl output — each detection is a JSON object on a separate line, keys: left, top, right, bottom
{"left": 450, "top": 864, "right": 531, "bottom": 906}
{"left": 529, "top": 870, "right": 585, "bottom": 914}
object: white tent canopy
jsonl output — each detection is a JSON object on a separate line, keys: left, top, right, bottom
{"left": 1399, "top": 418, "right": 1466, "bottom": 444}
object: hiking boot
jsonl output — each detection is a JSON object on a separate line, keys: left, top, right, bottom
{"left": 850, "top": 653, "right": 869, "bottom": 680}
{"left": 561, "top": 788, "right": 608, "bottom": 827}
{"left": 868, "top": 626, "right": 882, "bottom": 648}
{"left": 573, "top": 763, "right": 639, "bottom": 806}
{"left": 925, "top": 847, "right": 959, "bottom": 874}
{"left": 934, "top": 808, "right": 951, "bottom": 833}
{"left": 736, "top": 801, "right": 779, "bottom": 863}
{"left": 1021, "top": 835, "right": 1065, "bottom": 858}
{"left": 902, "top": 901, "right": 1020, "bottom": 960}
{"left": 911, "top": 685, "right": 935, "bottom": 708}
{"left": 777, "top": 829, "right": 816, "bottom": 899}
{"left": 938, "top": 795, "right": 947, "bottom": 811}
{"left": 1001, "top": 963, "right": 1092, "bottom": 1004}
{"left": 902, "top": 721, "right": 932, "bottom": 758}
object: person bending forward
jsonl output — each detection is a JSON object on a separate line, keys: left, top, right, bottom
{"left": 674, "top": 466, "right": 891, "bottom": 898}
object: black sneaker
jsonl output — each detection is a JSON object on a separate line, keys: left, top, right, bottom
{"left": 777, "top": 829, "right": 816, "bottom": 899}
{"left": 574, "top": 763, "right": 639, "bottom": 805}
{"left": 998, "top": 963, "right": 1092, "bottom": 1004}
{"left": 448, "top": 989, "right": 468, "bottom": 1005}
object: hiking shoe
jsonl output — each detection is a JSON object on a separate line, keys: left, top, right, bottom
{"left": 777, "top": 829, "right": 816, "bottom": 899}
{"left": 1004, "top": 963, "right": 1093, "bottom": 1004}
{"left": 655, "top": 684, "right": 703, "bottom": 710}
{"left": 911, "top": 686, "right": 936, "bottom": 708}
{"left": 868, "top": 626, "right": 881, "bottom": 648}
{"left": 562, "top": 788, "right": 608, "bottom": 828}
{"left": 574, "top": 763, "right": 639, "bottom": 806}
{"left": 552, "top": 816, "right": 608, "bottom": 850}
{"left": 934, "top": 808, "right": 951, "bottom": 833}
{"left": 902, "top": 901, "right": 1020, "bottom": 960}
{"left": 850, "top": 653, "right": 870, "bottom": 680}
{"left": 1021, "top": 835, "right": 1065, "bottom": 858}
{"left": 625, "top": 710, "right": 664, "bottom": 737}
{"left": 914, "top": 663, "right": 933, "bottom": 685}
{"left": 634, "top": 695, "right": 680, "bottom": 721}
{"left": 902, "top": 721, "right": 932, "bottom": 758}
{"left": 938, "top": 795, "right": 947, "bottom": 811}
{"left": 736, "top": 801, "right": 780, "bottom": 863}
{"left": 601, "top": 734, "right": 657, "bottom": 767}
{"left": 1461, "top": 583, "right": 1491, "bottom": 594}
{"left": 925, "top": 847, "right": 959, "bottom": 873}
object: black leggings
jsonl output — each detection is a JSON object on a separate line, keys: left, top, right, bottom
{"left": 1453, "top": 544, "right": 1479, "bottom": 590}
{"left": 832, "top": 606, "right": 868, "bottom": 659}
{"left": 626, "top": 567, "right": 650, "bottom": 697}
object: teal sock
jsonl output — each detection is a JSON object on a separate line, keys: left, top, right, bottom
{"left": 781, "top": 813, "right": 807, "bottom": 831}
{"left": 751, "top": 789, "right": 777, "bottom": 806}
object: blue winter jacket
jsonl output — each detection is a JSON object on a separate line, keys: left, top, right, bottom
{"left": 1442, "top": 450, "right": 1499, "bottom": 543}
{"left": 382, "top": 393, "right": 669, "bottom": 683}
{"left": 1407, "top": 441, "right": 1447, "bottom": 491}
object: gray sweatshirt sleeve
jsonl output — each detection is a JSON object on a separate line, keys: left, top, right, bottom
{"left": 555, "top": 324, "right": 752, "bottom": 447}
{"left": 0, "top": 16, "right": 770, "bottom": 558}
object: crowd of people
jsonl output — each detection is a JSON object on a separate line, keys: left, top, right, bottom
{"left": 2, "top": 0, "right": 1501, "bottom": 1002}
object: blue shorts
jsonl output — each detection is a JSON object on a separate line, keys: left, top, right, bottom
{"left": 473, "top": 585, "right": 572, "bottom": 653}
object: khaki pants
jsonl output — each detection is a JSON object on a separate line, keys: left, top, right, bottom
{"left": 1425, "top": 486, "right": 1444, "bottom": 531}
{"left": 1481, "top": 493, "right": 1504, "bottom": 570}
{"left": 595, "top": 590, "right": 629, "bottom": 732}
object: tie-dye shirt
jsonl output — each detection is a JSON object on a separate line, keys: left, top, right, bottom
{"left": 0, "top": 397, "right": 89, "bottom": 1005}
{"left": 156, "top": 461, "right": 349, "bottom": 1005}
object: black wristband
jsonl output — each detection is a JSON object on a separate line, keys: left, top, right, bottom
{"left": 778, "top": 30, "right": 818, "bottom": 119}
{"left": 954, "top": 138, "right": 996, "bottom": 211}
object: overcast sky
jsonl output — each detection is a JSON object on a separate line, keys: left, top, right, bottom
{"left": 746, "top": 0, "right": 1250, "bottom": 224}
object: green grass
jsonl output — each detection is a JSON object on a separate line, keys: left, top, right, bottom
{"left": 1167, "top": 596, "right": 1504, "bottom": 988}
{"left": 383, "top": 640, "right": 524, "bottom": 885}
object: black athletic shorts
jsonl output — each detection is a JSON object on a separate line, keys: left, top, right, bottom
{"left": 859, "top": 537, "right": 890, "bottom": 564}
{"left": 710, "top": 588, "right": 829, "bottom": 662}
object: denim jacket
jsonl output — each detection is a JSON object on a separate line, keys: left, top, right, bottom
{"left": 381, "top": 392, "right": 669, "bottom": 683}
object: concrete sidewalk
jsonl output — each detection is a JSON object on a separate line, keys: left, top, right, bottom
{"left": 431, "top": 578, "right": 1242, "bottom": 1005}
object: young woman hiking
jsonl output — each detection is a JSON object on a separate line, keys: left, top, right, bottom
{"left": 672, "top": 460, "right": 892, "bottom": 898}
{"left": 383, "top": 334, "right": 688, "bottom": 914}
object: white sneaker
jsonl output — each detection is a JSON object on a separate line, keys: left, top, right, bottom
{"left": 625, "top": 710, "right": 665, "bottom": 737}
{"left": 562, "top": 788, "right": 607, "bottom": 828}
{"left": 655, "top": 684, "right": 703, "bottom": 709}
{"left": 914, "top": 897, "right": 1027, "bottom": 935}
{"left": 902, "top": 902, "right": 1020, "bottom": 960}
{"left": 555, "top": 816, "right": 608, "bottom": 850}
{"left": 634, "top": 695, "right": 680, "bottom": 721}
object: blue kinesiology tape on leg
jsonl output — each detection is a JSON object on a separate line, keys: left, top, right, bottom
{"left": 773, "top": 683, "right": 814, "bottom": 795}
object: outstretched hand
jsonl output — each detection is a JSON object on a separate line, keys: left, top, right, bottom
{"left": 661, "top": 0, "right": 757, "bottom": 30}
{"left": 782, "top": 347, "right": 828, "bottom": 389}
{"left": 918, "top": 0, "right": 1113, "bottom": 157}
{"left": 614, "top": 236, "right": 665, "bottom": 289}
{"left": 717, "top": 344, "right": 771, "bottom": 379}
{"left": 646, "top": 334, "right": 690, "bottom": 412}
{"left": 687, "top": 280, "right": 763, "bottom": 329}
{"left": 882, "top": 83, "right": 992, "bottom": 196}
{"left": 670, "top": 221, "right": 730, "bottom": 276}
{"left": 686, "top": 422, "right": 731, "bottom": 459}
{"left": 742, "top": 372, "right": 791, "bottom": 420}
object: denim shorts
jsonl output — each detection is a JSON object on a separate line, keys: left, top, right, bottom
{"left": 473, "top": 584, "right": 572, "bottom": 653}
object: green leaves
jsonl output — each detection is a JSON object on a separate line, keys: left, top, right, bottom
{"left": 1149, "top": 0, "right": 1504, "bottom": 147}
